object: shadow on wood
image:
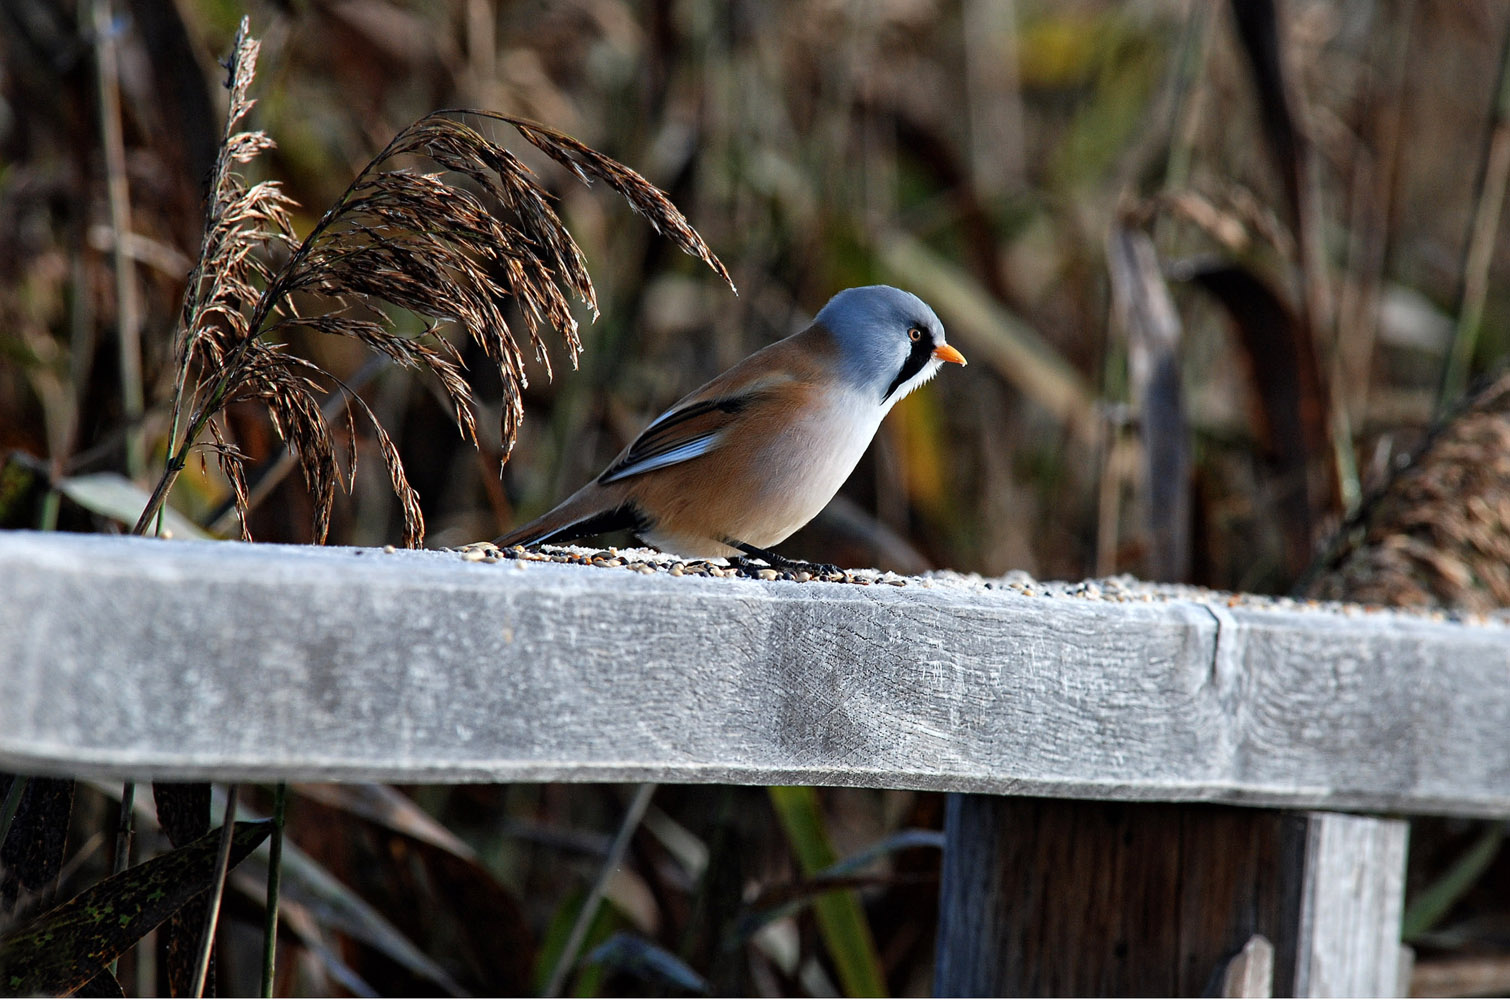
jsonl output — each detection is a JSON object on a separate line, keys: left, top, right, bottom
{"left": 934, "top": 796, "right": 1406, "bottom": 997}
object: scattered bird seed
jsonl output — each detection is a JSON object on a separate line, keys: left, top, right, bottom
{"left": 429, "top": 542, "right": 1509, "bottom": 626}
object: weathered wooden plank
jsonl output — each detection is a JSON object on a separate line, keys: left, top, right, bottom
{"left": 933, "top": 797, "right": 1301, "bottom": 996}
{"left": 1, "top": 531, "right": 1509, "bottom": 815}
{"left": 932, "top": 799, "right": 1406, "bottom": 997}
{"left": 1292, "top": 812, "right": 1409, "bottom": 996}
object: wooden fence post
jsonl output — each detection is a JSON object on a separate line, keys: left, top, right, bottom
{"left": 1290, "top": 811, "right": 1410, "bottom": 996}
{"left": 934, "top": 796, "right": 1408, "bottom": 997}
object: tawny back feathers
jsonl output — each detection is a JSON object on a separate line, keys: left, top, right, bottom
{"left": 496, "top": 286, "right": 961, "bottom": 558}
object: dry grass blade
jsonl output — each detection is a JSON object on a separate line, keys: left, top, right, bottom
{"left": 1183, "top": 261, "right": 1326, "bottom": 579}
{"left": 1439, "top": 19, "right": 1510, "bottom": 410}
{"left": 134, "top": 22, "right": 732, "bottom": 547}
{"left": 1107, "top": 224, "right": 1189, "bottom": 583}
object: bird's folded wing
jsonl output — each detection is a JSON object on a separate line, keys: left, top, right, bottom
{"left": 597, "top": 376, "right": 790, "bottom": 484}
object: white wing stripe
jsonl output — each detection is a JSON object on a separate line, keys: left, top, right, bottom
{"left": 598, "top": 433, "right": 721, "bottom": 483}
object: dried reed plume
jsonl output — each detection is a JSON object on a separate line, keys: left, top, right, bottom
{"left": 1305, "top": 369, "right": 1510, "bottom": 613}
{"left": 133, "top": 17, "right": 733, "bottom": 546}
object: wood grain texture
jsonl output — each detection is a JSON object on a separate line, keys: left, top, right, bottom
{"left": 1, "top": 531, "right": 1508, "bottom": 816}
{"left": 933, "top": 797, "right": 1301, "bottom": 996}
{"left": 1293, "top": 812, "right": 1408, "bottom": 996}
{"left": 933, "top": 799, "right": 1405, "bottom": 997}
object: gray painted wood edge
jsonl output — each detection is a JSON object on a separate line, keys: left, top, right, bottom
{"left": 2, "top": 531, "right": 1508, "bottom": 815}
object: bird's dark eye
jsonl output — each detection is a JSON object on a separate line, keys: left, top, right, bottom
{"left": 908, "top": 327, "right": 923, "bottom": 342}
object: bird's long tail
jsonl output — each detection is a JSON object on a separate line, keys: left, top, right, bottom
{"left": 494, "top": 483, "right": 647, "bottom": 549}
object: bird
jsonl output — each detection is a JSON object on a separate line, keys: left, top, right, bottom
{"left": 495, "top": 284, "right": 967, "bottom": 564}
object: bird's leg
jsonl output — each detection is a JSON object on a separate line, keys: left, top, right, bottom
{"left": 728, "top": 540, "right": 842, "bottom": 578}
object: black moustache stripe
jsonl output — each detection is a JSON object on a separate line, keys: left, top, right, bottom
{"left": 885, "top": 337, "right": 935, "bottom": 402}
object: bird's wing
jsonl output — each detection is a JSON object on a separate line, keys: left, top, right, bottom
{"left": 597, "top": 373, "right": 794, "bottom": 484}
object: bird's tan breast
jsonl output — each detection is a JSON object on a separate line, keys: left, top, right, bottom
{"left": 636, "top": 383, "right": 881, "bottom": 554}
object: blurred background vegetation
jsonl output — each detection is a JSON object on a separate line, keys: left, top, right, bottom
{"left": 4, "top": 0, "right": 1510, "bottom": 995}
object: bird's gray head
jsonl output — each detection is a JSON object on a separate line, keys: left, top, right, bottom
{"left": 816, "top": 285, "right": 964, "bottom": 406}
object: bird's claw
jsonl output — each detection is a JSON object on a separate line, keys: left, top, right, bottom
{"left": 730, "top": 553, "right": 844, "bottom": 580}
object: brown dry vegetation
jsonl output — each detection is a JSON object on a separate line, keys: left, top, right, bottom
{"left": 4, "top": 0, "right": 1510, "bottom": 996}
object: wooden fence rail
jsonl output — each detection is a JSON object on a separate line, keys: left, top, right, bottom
{"left": 3, "top": 530, "right": 1507, "bottom": 995}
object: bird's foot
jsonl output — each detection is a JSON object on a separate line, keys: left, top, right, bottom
{"left": 729, "top": 542, "right": 843, "bottom": 580}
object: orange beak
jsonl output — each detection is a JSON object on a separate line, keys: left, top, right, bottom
{"left": 933, "top": 343, "right": 967, "bottom": 366}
